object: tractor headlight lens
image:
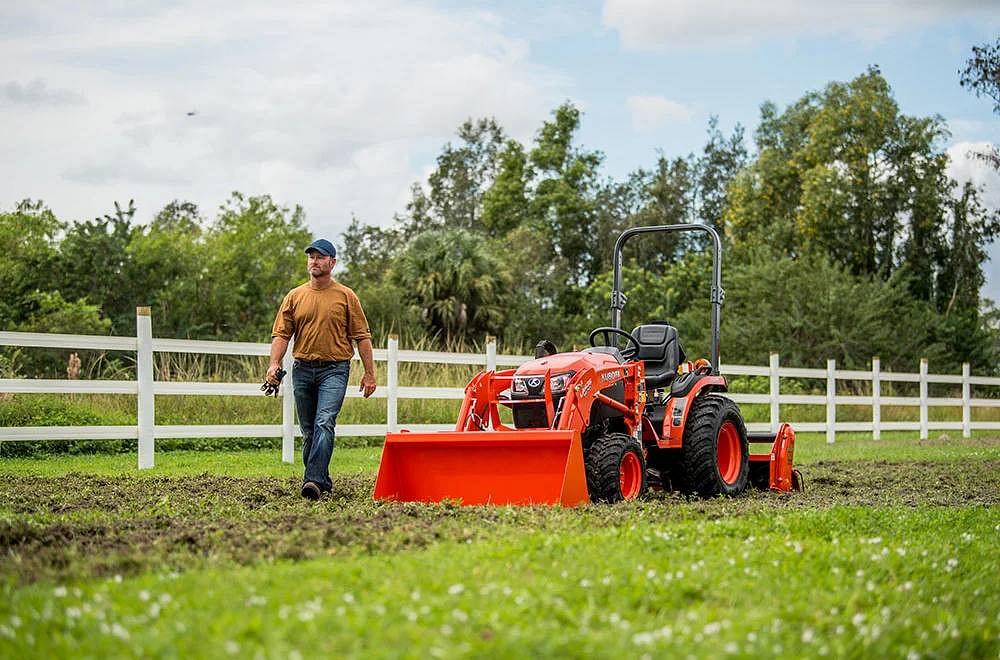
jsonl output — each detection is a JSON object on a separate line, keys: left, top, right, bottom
{"left": 512, "top": 372, "right": 575, "bottom": 394}
{"left": 549, "top": 371, "right": 575, "bottom": 393}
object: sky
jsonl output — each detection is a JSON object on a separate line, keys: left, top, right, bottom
{"left": 2, "top": 0, "right": 999, "bottom": 298}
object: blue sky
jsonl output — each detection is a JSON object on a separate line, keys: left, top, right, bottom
{"left": 1, "top": 1, "right": 998, "bottom": 297}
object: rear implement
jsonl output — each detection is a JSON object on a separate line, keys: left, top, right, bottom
{"left": 749, "top": 423, "right": 804, "bottom": 493}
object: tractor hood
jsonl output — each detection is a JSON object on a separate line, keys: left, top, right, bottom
{"left": 514, "top": 350, "right": 621, "bottom": 376}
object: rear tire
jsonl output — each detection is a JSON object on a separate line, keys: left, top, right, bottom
{"left": 678, "top": 396, "right": 749, "bottom": 497}
{"left": 585, "top": 432, "right": 646, "bottom": 503}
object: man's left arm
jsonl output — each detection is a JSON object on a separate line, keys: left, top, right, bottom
{"left": 357, "top": 337, "right": 377, "bottom": 398}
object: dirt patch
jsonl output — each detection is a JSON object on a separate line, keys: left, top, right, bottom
{"left": 761, "top": 459, "right": 1000, "bottom": 508}
{"left": 1, "top": 459, "right": 997, "bottom": 584}
{"left": 0, "top": 472, "right": 305, "bottom": 516}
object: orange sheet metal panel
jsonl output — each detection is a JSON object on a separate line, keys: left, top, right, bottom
{"left": 748, "top": 423, "right": 798, "bottom": 492}
{"left": 373, "top": 430, "right": 589, "bottom": 506}
{"left": 769, "top": 423, "right": 797, "bottom": 492}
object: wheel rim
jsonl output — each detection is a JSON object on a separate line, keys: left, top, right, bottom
{"left": 716, "top": 421, "right": 742, "bottom": 485}
{"left": 619, "top": 451, "right": 642, "bottom": 500}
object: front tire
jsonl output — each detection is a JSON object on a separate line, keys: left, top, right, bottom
{"left": 678, "top": 396, "right": 749, "bottom": 497}
{"left": 585, "top": 432, "right": 646, "bottom": 503}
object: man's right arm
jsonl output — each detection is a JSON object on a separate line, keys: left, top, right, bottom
{"left": 267, "top": 336, "right": 289, "bottom": 384}
{"left": 268, "top": 292, "right": 295, "bottom": 384}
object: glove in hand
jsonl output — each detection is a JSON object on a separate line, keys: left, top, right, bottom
{"left": 261, "top": 368, "right": 286, "bottom": 397}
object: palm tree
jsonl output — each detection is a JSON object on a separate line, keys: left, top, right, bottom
{"left": 393, "top": 229, "right": 511, "bottom": 341}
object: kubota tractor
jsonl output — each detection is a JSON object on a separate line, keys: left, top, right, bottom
{"left": 373, "top": 224, "right": 802, "bottom": 506}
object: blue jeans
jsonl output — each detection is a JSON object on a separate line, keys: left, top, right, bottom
{"left": 292, "top": 359, "right": 350, "bottom": 492}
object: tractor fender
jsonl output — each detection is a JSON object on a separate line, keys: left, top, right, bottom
{"left": 657, "top": 374, "right": 728, "bottom": 449}
{"left": 566, "top": 363, "right": 644, "bottom": 438}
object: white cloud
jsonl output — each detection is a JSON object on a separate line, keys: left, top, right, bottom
{"left": 947, "top": 142, "right": 1000, "bottom": 207}
{"left": 0, "top": 78, "right": 85, "bottom": 107}
{"left": 0, "top": 1, "right": 566, "bottom": 243}
{"left": 602, "top": 0, "right": 999, "bottom": 49}
{"left": 625, "top": 95, "right": 692, "bottom": 130}
{"left": 946, "top": 142, "right": 1000, "bottom": 304}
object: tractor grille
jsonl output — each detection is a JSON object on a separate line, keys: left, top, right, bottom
{"left": 513, "top": 402, "right": 549, "bottom": 429}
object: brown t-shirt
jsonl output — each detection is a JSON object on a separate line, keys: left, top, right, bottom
{"left": 271, "top": 281, "right": 371, "bottom": 361}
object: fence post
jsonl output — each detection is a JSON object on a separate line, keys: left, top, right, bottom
{"left": 919, "top": 358, "right": 928, "bottom": 440}
{"left": 281, "top": 345, "right": 294, "bottom": 464}
{"left": 486, "top": 336, "right": 497, "bottom": 372}
{"left": 962, "top": 362, "right": 971, "bottom": 439}
{"left": 387, "top": 335, "right": 399, "bottom": 433}
{"left": 826, "top": 359, "right": 836, "bottom": 444}
{"left": 769, "top": 352, "right": 780, "bottom": 434}
{"left": 871, "top": 357, "right": 881, "bottom": 441}
{"left": 136, "top": 307, "right": 155, "bottom": 469}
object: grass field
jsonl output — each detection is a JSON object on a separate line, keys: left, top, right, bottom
{"left": 1, "top": 435, "right": 998, "bottom": 658}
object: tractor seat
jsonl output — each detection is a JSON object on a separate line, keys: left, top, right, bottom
{"left": 630, "top": 322, "right": 685, "bottom": 390}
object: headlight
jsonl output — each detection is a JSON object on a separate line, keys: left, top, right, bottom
{"left": 549, "top": 371, "right": 575, "bottom": 392}
{"left": 512, "top": 378, "right": 527, "bottom": 394}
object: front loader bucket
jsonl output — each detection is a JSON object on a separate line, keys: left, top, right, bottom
{"left": 372, "top": 429, "right": 589, "bottom": 506}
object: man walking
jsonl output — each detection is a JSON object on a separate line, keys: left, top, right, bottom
{"left": 266, "top": 238, "right": 377, "bottom": 500}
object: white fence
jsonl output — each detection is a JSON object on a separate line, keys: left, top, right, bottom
{"left": 1, "top": 307, "right": 999, "bottom": 469}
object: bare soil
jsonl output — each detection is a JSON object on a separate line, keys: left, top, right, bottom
{"left": 1, "top": 457, "right": 997, "bottom": 584}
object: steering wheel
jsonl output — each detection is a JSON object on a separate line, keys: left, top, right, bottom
{"left": 588, "top": 327, "right": 640, "bottom": 361}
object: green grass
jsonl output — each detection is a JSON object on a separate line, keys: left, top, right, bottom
{"left": 0, "top": 447, "right": 384, "bottom": 477}
{"left": 792, "top": 432, "right": 1000, "bottom": 463}
{"left": 1, "top": 433, "right": 997, "bottom": 478}
{"left": 0, "top": 392, "right": 465, "bottom": 427}
{"left": 0, "top": 507, "right": 996, "bottom": 657}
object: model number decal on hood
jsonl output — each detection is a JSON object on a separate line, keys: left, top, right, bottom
{"left": 601, "top": 370, "right": 622, "bottom": 382}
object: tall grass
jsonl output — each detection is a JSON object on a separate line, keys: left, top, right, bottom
{"left": 2, "top": 342, "right": 998, "bottom": 457}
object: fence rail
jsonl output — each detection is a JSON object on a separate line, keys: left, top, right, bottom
{"left": 2, "top": 309, "right": 999, "bottom": 469}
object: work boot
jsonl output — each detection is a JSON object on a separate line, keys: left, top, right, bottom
{"left": 301, "top": 481, "right": 321, "bottom": 501}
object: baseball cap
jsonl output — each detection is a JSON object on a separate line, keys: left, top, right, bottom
{"left": 305, "top": 238, "right": 336, "bottom": 258}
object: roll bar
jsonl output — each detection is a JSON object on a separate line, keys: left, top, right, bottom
{"left": 610, "top": 224, "right": 724, "bottom": 374}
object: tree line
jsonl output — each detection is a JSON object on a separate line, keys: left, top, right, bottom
{"left": 340, "top": 65, "right": 999, "bottom": 372}
{"left": 2, "top": 194, "right": 310, "bottom": 341}
{"left": 2, "top": 60, "right": 999, "bottom": 376}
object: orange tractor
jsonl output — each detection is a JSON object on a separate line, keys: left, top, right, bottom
{"left": 373, "top": 224, "right": 802, "bottom": 505}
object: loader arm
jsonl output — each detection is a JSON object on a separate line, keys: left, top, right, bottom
{"left": 454, "top": 364, "right": 640, "bottom": 436}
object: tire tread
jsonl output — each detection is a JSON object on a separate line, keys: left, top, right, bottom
{"left": 678, "top": 395, "right": 749, "bottom": 497}
{"left": 584, "top": 432, "right": 645, "bottom": 503}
